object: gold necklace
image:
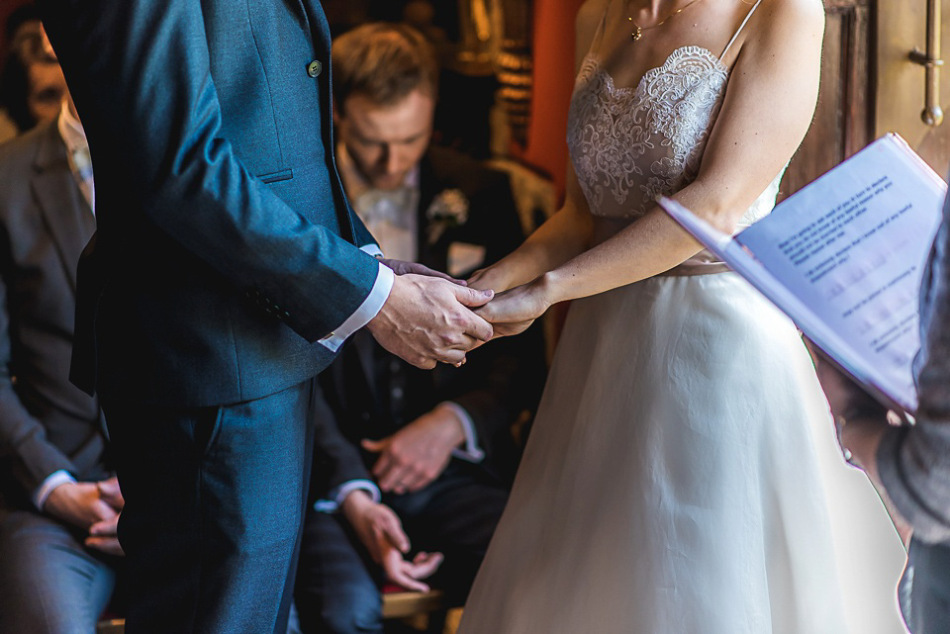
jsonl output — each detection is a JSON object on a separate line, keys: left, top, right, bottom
{"left": 627, "top": 0, "right": 705, "bottom": 42}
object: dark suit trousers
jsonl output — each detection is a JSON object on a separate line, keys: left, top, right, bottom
{"left": 0, "top": 509, "right": 120, "bottom": 633}
{"left": 900, "top": 537, "right": 950, "bottom": 632}
{"left": 294, "top": 463, "right": 509, "bottom": 634}
{"left": 103, "top": 379, "right": 316, "bottom": 634}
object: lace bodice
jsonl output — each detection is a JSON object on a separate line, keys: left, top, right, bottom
{"left": 567, "top": 45, "right": 781, "bottom": 229}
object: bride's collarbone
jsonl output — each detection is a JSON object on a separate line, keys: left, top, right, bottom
{"left": 593, "top": 2, "right": 757, "bottom": 86}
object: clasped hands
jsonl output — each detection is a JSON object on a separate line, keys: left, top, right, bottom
{"left": 44, "top": 476, "right": 125, "bottom": 556}
{"left": 367, "top": 259, "right": 550, "bottom": 370}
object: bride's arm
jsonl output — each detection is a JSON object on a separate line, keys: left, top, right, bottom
{"left": 468, "top": 170, "right": 593, "bottom": 292}
{"left": 482, "top": 0, "right": 825, "bottom": 328}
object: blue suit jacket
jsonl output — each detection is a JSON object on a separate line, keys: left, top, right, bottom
{"left": 38, "top": 0, "right": 380, "bottom": 407}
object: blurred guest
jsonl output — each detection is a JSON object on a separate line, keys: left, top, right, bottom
{"left": 0, "top": 88, "right": 123, "bottom": 633}
{"left": 0, "top": 3, "right": 41, "bottom": 141}
{"left": 817, "top": 184, "right": 950, "bottom": 633}
{"left": 0, "top": 15, "right": 66, "bottom": 138}
{"left": 293, "top": 23, "right": 545, "bottom": 634}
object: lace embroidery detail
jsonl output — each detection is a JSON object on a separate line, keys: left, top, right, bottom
{"left": 567, "top": 46, "right": 729, "bottom": 218}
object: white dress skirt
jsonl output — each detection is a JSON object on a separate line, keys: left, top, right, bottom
{"left": 458, "top": 272, "right": 908, "bottom": 633}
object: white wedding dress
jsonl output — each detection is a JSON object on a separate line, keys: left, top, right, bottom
{"left": 458, "top": 2, "right": 908, "bottom": 632}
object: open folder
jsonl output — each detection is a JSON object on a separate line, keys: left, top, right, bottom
{"left": 659, "top": 134, "right": 946, "bottom": 414}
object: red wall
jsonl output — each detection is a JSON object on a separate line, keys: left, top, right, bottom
{"left": 518, "top": 0, "right": 585, "bottom": 201}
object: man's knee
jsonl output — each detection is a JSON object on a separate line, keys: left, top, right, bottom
{"left": 298, "top": 580, "right": 382, "bottom": 634}
{"left": 320, "top": 597, "right": 383, "bottom": 634}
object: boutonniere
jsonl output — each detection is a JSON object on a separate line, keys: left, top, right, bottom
{"left": 426, "top": 188, "right": 469, "bottom": 244}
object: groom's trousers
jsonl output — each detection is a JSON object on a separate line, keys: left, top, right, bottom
{"left": 102, "top": 378, "right": 317, "bottom": 634}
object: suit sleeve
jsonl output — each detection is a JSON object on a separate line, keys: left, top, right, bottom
{"left": 877, "top": 193, "right": 950, "bottom": 543}
{"left": 353, "top": 212, "right": 379, "bottom": 252}
{"left": 0, "top": 227, "right": 77, "bottom": 498}
{"left": 38, "top": 0, "right": 379, "bottom": 342}
{"left": 310, "top": 382, "right": 372, "bottom": 499}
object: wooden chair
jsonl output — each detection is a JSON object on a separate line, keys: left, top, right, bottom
{"left": 382, "top": 586, "right": 449, "bottom": 633}
{"left": 95, "top": 591, "right": 457, "bottom": 634}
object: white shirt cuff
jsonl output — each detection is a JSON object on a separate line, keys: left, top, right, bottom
{"left": 440, "top": 401, "right": 485, "bottom": 463}
{"left": 360, "top": 243, "right": 384, "bottom": 258}
{"left": 313, "top": 479, "right": 382, "bottom": 513}
{"left": 33, "top": 469, "right": 77, "bottom": 511}
{"left": 318, "top": 257, "right": 394, "bottom": 352}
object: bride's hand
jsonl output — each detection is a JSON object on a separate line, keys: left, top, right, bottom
{"left": 467, "top": 264, "right": 515, "bottom": 293}
{"left": 476, "top": 277, "right": 552, "bottom": 338}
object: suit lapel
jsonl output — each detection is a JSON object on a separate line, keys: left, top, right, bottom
{"left": 350, "top": 330, "right": 379, "bottom": 398}
{"left": 30, "top": 124, "right": 94, "bottom": 293}
{"left": 417, "top": 153, "right": 443, "bottom": 269}
{"left": 297, "top": 0, "right": 357, "bottom": 243}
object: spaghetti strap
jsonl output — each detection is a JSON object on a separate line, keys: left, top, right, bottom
{"left": 588, "top": 0, "right": 616, "bottom": 56}
{"left": 719, "top": 0, "right": 764, "bottom": 61}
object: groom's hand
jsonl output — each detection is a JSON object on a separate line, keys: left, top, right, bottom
{"left": 367, "top": 274, "right": 494, "bottom": 369}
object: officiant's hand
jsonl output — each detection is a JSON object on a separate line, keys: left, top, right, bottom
{"left": 362, "top": 404, "right": 466, "bottom": 494}
{"left": 476, "top": 276, "right": 553, "bottom": 338}
{"left": 813, "top": 357, "right": 889, "bottom": 468}
{"left": 342, "top": 490, "right": 443, "bottom": 592}
{"left": 367, "top": 274, "right": 494, "bottom": 369}
{"left": 813, "top": 354, "right": 915, "bottom": 545}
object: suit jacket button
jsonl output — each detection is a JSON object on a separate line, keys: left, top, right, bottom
{"left": 307, "top": 60, "right": 322, "bottom": 78}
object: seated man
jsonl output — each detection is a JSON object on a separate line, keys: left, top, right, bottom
{"left": 293, "top": 22, "right": 546, "bottom": 634}
{"left": 0, "top": 68, "right": 123, "bottom": 633}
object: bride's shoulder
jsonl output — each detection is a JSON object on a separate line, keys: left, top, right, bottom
{"left": 753, "top": 0, "right": 824, "bottom": 32}
{"left": 739, "top": 0, "right": 824, "bottom": 52}
{"left": 575, "top": 0, "right": 609, "bottom": 62}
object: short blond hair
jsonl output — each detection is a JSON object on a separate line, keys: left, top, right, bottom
{"left": 332, "top": 22, "right": 439, "bottom": 108}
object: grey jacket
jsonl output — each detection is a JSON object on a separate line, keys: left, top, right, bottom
{"left": 877, "top": 186, "right": 950, "bottom": 544}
